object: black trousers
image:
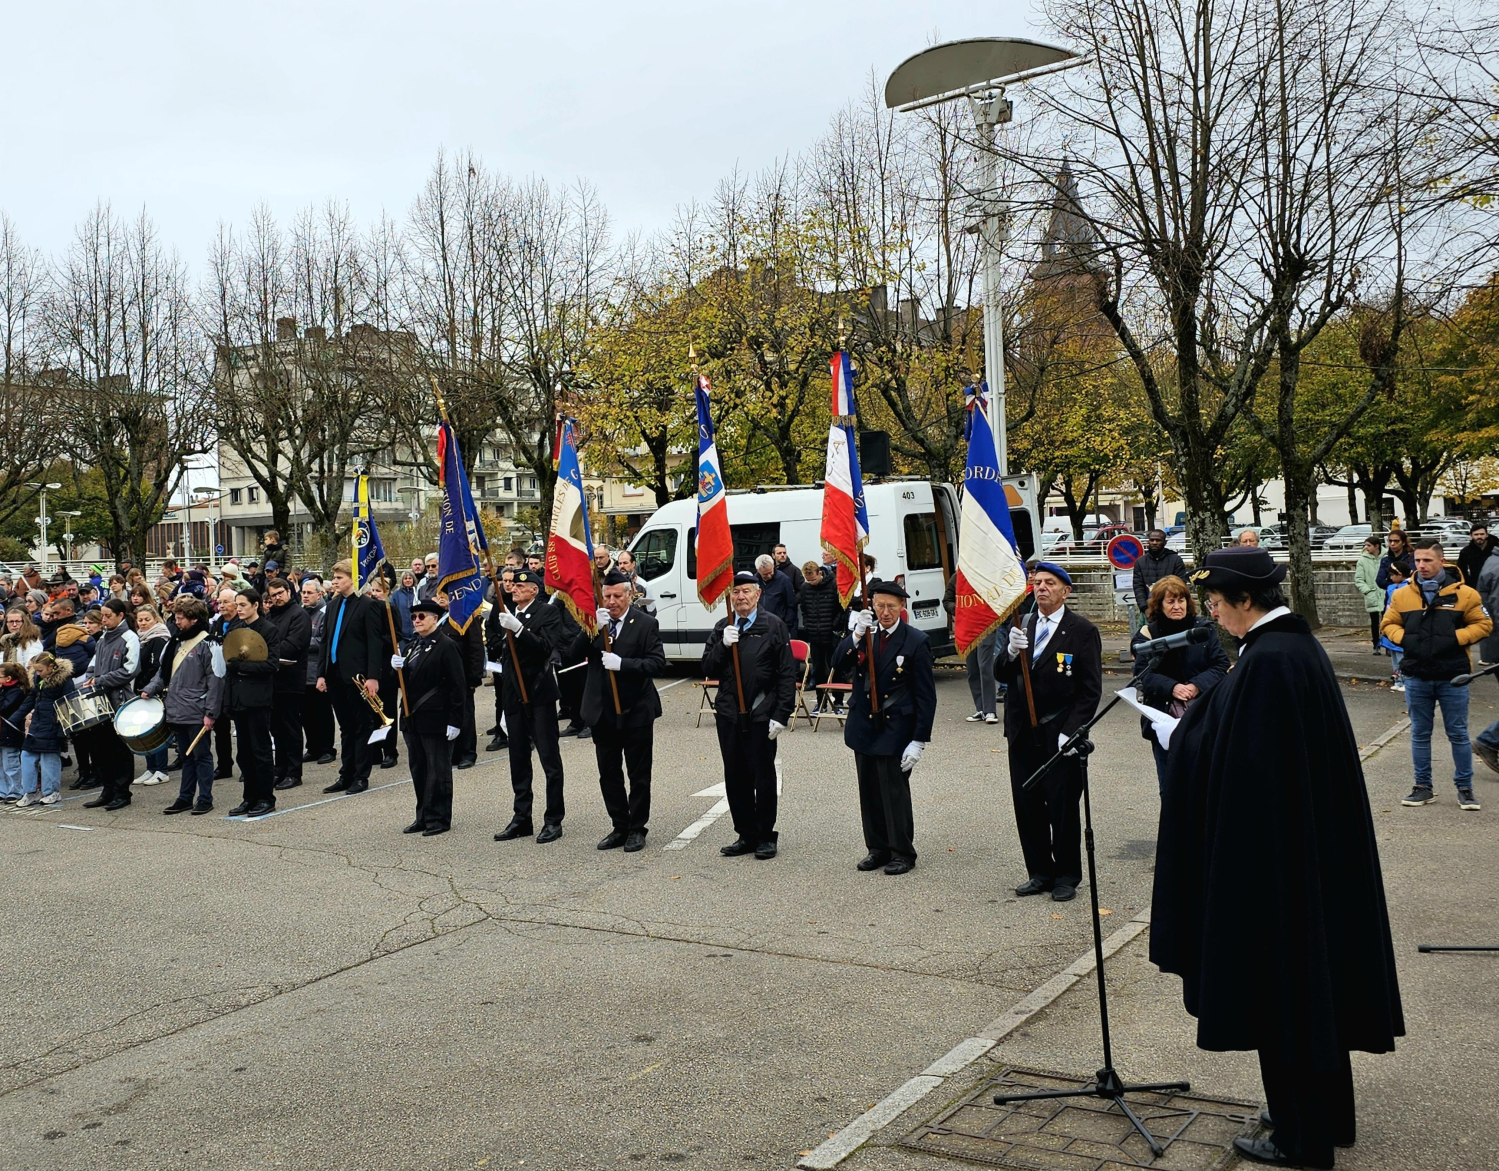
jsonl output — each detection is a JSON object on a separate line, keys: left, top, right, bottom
{"left": 1007, "top": 733, "right": 1082, "bottom": 885}
{"left": 505, "top": 697, "right": 565, "bottom": 826}
{"left": 593, "top": 718, "right": 653, "bottom": 832}
{"left": 406, "top": 728, "right": 454, "bottom": 830}
{"left": 272, "top": 690, "right": 303, "bottom": 782}
{"left": 378, "top": 669, "right": 401, "bottom": 762}
{"left": 1369, "top": 610, "right": 1382, "bottom": 649}
{"left": 91, "top": 724, "right": 135, "bottom": 800}
{"left": 452, "top": 684, "right": 477, "bottom": 763}
{"left": 214, "top": 719, "right": 234, "bottom": 775}
{"left": 303, "top": 683, "right": 335, "bottom": 756}
{"left": 233, "top": 706, "right": 275, "bottom": 808}
{"left": 328, "top": 677, "right": 374, "bottom": 786}
{"left": 809, "top": 637, "right": 839, "bottom": 691}
{"left": 715, "top": 716, "right": 778, "bottom": 843}
{"left": 1259, "top": 1048, "right": 1354, "bottom": 1167}
{"left": 855, "top": 751, "right": 916, "bottom": 862}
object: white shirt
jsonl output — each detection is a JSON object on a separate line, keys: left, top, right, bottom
{"left": 1246, "top": 605, "right": 1292, "bottom": 636}
{"left": 1032, "top": 604, "right": 1066, "bottom": 660}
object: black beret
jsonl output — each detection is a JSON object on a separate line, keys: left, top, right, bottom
{"left": 1190, "top": 547, "right": 1287, "bottom": 591}
{"left": 733, "top": 570, "right": 759, "bottom": 586}
{"left": 601, "top": 570, "right": 631, "bottom": 587}
{"left": 511, "top": 568, "right": 540, "bottom": 585}
{"left": 868, "top": 578, "right": 909, "bottom": 600}
{"left": 411, "top": 600, "right": 446, "bottom": 618}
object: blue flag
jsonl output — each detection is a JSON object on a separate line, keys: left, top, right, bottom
{"left": 436, "top": 421, "right": 489, "bottom": 633}
{"left": 352, "top": 473, "right": 385, "bottom": 589}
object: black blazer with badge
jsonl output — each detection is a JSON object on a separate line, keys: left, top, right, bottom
{"left": 399, "top": 633, "right": 466, "bottom": 736}
{"left": 700, "top": 610, "right": 796, "bottom": 725}
{"left": 497, "top": 599, "right": 563, "bottom": 707}
{"left": 833, "top": 620, "right": 938, "bottom": 757}
{"left": 994, "top": 607, "right": 1103, "bottom": 741}
{"left": 317, "top": 592, "right": 384, "bottom": 685}
{"left": 578, "top": 609, "right": 668, "bottom": 729}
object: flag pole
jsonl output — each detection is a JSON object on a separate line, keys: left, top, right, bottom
{"left": 693, "top": 344, "right": 746, "bottom": 714}
{"left": 839, "top": 321, "right": 879, "bottom": 715}
{"left": 592, "top": 562, "right": 623, "bottom": 717}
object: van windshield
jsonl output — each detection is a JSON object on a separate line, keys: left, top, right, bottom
{"left": 633, "top": 528, "right": 677, "bottom": 581}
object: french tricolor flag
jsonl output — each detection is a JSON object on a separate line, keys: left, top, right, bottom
{"left": 831, "top": 350, "right": 856, "bottom": 418}
{"left": 954, "top": 401, "right": 1027, "bottom": 656}
{"left": 545, "top": 419, "right": 598, "bottom": 635}
{"left": 820, "top": 351, "right": 870, "bottom": 607}
{"left": 695, "top": 376, "right": 735, "bottom": 608}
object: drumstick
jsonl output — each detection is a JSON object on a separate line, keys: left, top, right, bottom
{"left": 185, "top": 723, "right": 212, "bottom": 755}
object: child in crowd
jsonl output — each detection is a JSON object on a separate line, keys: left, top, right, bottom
{"left": 17, "top": 652, "right": 77, "bottom": 806}
{"left": 1381, "top": 562, "right": 1408, "bottom": 696}
{"left": 0, "top": 662, "right": 30, "bottom": 801}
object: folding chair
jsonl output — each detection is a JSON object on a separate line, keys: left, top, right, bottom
{"left": 812, "top": 671, "right": 854, "bottom": 732}
{"left": 694, "top": 679, "right": 719, "bottom": 727}
{"left": 789, "top": 639, "right": 815, "bottom": 727}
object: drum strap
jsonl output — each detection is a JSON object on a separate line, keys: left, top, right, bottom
{"left": 168, "top": 633, "right": 208, "bottom": 682}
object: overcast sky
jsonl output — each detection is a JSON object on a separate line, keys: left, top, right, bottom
{"left": 5, "top": 1, "right": 1050, "bottom": 263}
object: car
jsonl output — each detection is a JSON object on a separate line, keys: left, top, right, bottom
{"left": 1321, "top": 523, "right": 1374, "bottom": 552}
{"left": 1040, "top": 530, "right": 1072, "bottom": 555}
{"left": 1308, "top": 525, "right": 1340, "bottom": 549}
{"left": 1232, "top": 525, "right": 1283, "bottom": 549}
{"left": 1165, "top": 531, "right": 1188, "bottom": 553}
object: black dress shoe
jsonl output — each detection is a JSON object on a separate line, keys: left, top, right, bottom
{"left": 316, "top": 752, "right": 336, "bottom": 765}
{"left": 422, "top": 825, "right": 449, "bottom": 836}
{"left": 323, "top": 780, "right": 350, "bottom": 793}
{"left": 597, "top": 830, "right": 628, "bottom": 850}
{"left": 166, "top": 758, "right": 184, "bottom": 772}
{"left": 344, "top": 783, "right": 368, "bottom": 794}
{"left": 485, "top": 724, "right": 499, "bottom": 737}
{"left": 190, "top": 802, "right": 214, "bottom": 815}
{"left": 403, "top": 821, "right": 425, "bottom": 834}
{"left": 623, "top": 831, "right": 646, "bottom": 852}
{"left": 273, "top": 777, "right": 302, "bottom": 790}
{"left": 380, "top": 756, "right": 398, "bottom": 769}
{"left": 213, "top": 769, "right": 235, "bottom": 780}
{"left": 494, "top": 820, "right": 534, "bottom": 841}
{"left": 558, "top": 723, "right": 583, "bottom": 738}
{"left": 226, "top": 801, "right": 252, "bottom": 816}
{"left": 754, "top": 841, "right": 778, "bottom": 860}
{"left": 536, "top": 823, "right": 563, "bottom": 844}
{"left": 1259, "top": 1112, "right": 1354, "bottom": 1149}
{"left": 82, "top": 795, "right": 111, "bottom": 808}
{"left": 1232, "top": 1136, "right": 1331, "bottom": 1169}
{"left": 1015, "top": 877, "right": 1054, "bottom": 896}
{"left": 301, "top": 750, "right": 318, "bottom": 763}
{"left": 576, "top": 726, "right": 591, "bottom": 740}
{"left": 720, "top": 837, "right": 756, "bottom": 857}
{"left": 454, "top": 757, "right": 476, "bottom": 770}
{"left": 857, "top": 851, "right": 891, "bottom": 872}
{"left": 71, "top": 778, "right": 102, "bottom": 791}
{"left": 163, "top": 800, "right": 193, "bottom": 815}
{"left": 883, "top": 858, "right": 914, "bottom": 875}
{"left": 103, "top": 796, "right": 131, "bottom": 812}
{"left": 245, "top": 802, "right": 275, "bottom": 818}
{"left": 1051, "top": 884, "right": 1077, "bottom": 902}
{"left": 485, "top": 735, "right": 508, "bottom": 752}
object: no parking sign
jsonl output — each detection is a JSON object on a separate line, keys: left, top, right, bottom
{"left": 1107, "top": 533, "right": 1144, "bottom": 569}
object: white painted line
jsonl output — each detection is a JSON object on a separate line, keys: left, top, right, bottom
{"left": 222, "top": 776, "right": 412, "bottom": 821}
{"left": 692, "top": 782, "right": 727, "bottom": 798}
{"left": 798, "top": 909, "right": 1154, "bottom": 1170}
{"left": 663, "top": 755, "right": 782, "bottom": 851}
{"left": 658, "top": 677, "right": 690, "bottom": 693}
{"left": 1359, "top": 717, "right": 1410, "bottom": 762}
{"left": 57, "top": 824, "right": 96, "bottom": 831}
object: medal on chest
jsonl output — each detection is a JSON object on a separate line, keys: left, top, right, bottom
{"left": 1057, "top": 652, "right": 1072, "bottom": 676}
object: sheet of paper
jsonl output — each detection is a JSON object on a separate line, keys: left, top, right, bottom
{"left": 367, "top": 726, "right": 391, "bottom": 744}
{"left": 485, "top": 660, "right": 504, "bottom": 674}
{"left": 1115, "top": 685, "right": 1179, "bottom": 748}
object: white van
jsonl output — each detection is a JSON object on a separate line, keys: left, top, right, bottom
{"left": 626, "top": 476, "right": 1041, "bottom": 660}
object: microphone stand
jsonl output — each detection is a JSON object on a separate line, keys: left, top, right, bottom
{"left": 994, "top": 672, "right": 1189, "bottom": 1157}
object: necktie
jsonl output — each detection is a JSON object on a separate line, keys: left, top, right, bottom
{"left": 331, "top": 598, "right": 346, "bottom": 664}
{"left": 1032, "top": 616, "right": 1052, "bottom": 661}
{"left": 610, "top": 620, "right": 621, "bottom": 641}
{"left": 737, "top": 618, "right": 748, "bottom": 634}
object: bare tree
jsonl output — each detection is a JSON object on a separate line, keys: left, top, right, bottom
{"left": 0, "top": 215, "right": 63, "bottom": 527}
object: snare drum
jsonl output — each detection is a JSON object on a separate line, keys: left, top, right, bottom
{"left": 114, "top": 697, "right": 171, "bottom": 754}
{"left": 55, "top": 691, "right": 116, "bottom": 737}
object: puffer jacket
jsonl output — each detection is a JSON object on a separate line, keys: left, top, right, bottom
{"left": 797, "top": 572, "right": 844, "bottom": 645}
{"left": 142, "top": 622, "right": 224, "bottom": 726}
{"left": 0, "top": 679, "right": 30, "bottom": 749}
{"left": 23, "top": 659, "right": 77, "bottom": 754}
{"left": 53, "top": 624, "right": 94, "bottom": 677}
{"left": 1379, "top": 568, "right": 1493, "bottom": 681}
{"left": 84, "top": 624, "right": 141, "bottom": 708}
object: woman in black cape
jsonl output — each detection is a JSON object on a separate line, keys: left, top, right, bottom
{"left": 1151, "top": 547, "right": 1403, "bottom": 1170}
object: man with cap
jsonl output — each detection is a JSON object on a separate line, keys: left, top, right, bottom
{"left": 578, "top": 570, "right": 668, "bottom": 851}
{"left": 995, "top": 561, "right": 1103, "bottom": 902}
{"left": 1153, "top": 546, "right": 1403, "bottom": 1169}
{"left": 490, "top": 568, "right": 568, "bottom": 843}
{"left": 700, "top": 570, "right": 797, "bottom": 859}
{"left": 835, "top": 579, "right": 937, "bottom": 875}
{"left": 390, "top": 601, "right": 466, "bottom": 835}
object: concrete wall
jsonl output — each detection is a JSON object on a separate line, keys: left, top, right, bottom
{"left": 1059, "top": 561, "right": 1371, "bottom": 627}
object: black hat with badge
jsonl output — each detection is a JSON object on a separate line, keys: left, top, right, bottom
{"left": 733, "top": 570, "right": 759, "bottom": 586}
{"left": 411, "top": 600, "right": 445, "bottom": 618}
{"left": 601, "top": 570, "right": 631, "bottom": 587}
{"left": 867, "top": 577, "right": 909, "bottom": 601}
{"left": 512, "top": 568, "right": 540, "bottom": 585}
{"left": 1189, "top": 546, "right": 1288, "bottom": 591}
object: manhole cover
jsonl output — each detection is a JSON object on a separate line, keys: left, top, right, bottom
{"left": 900, "top": 1065, "right": 1258, "bottom": 1169}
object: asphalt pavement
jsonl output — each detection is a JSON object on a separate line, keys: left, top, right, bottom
{"left": 1, "top": 649, "right": 1495, "bottom": 1171}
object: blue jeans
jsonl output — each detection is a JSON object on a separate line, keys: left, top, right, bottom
{"left": 145, "top": 744, "right": 170, "bottom": 773}
{"left": 1405, "top": 677, "right": 1471, "bottom": 789}
{"left": 173, "top": 724, "right": 214, "bottom": 804}
{"left": 20, "top": 750, "right": 62, "bottom": 797}
{"left": 1, "top": 746, "right": 22, "bottom": 799}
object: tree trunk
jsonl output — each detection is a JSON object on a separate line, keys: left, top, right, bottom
{"left": 1282, "top": 470, "right": 1320, "bottom": 628}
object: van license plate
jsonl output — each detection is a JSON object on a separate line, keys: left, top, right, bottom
{"left": 912, "top": 601, "right": 939, "bottom": 618}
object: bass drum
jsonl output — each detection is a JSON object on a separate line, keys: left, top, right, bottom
{"left": 114, "top": 697, "right": 172, "bottom": 754}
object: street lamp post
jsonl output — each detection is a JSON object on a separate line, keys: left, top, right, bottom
{"left": 58, "top": 511, "right": 82, "bottom": 567}
{"left": 25, "top": 481, "right": 64, "bottom": 572}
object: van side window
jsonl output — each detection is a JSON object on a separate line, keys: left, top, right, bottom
{"left": 633, "top": 529, "right": 677, "bottom": 581}
{"left": 903, "top": 513, "right": 942, "bottom": 570}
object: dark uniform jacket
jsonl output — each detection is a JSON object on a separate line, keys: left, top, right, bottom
{"left": 264, "top": 600, "right": 312, "bottom": 695}
{"left": 304, "top": 603, "right": 325, "bottom": 687}
{"left": 577, "top": 608, "right": 667, "bottom": 729}
{"left": 755, "top": 571, "right": 798, "bottom": 629}
{"left": 399, "top": 632, "right": 466, "bottom": 736}
{"left": 222, "top": 615, "right": 282, "bottom": 713}
{"left": 1128, "top": 616, "right": 1230, "bottom": 741}
{"left": 495, "top": 599, "right": 563, "bottom": 707}
{"left": 994, "top": 606, "right": 1103, "bottom": 742}
{"left": 317, "top": 592, "right": 384, "bottom": 685}
{"left": 700, "top": 610, "right": 796, "bottom": 725}
{"left": 438, "top": 609, "right": 487, "bottom": 688}
{"left": 833, "top": 620, "right": 937, "bottom": 756}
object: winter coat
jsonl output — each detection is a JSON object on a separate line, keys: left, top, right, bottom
{"left": 1376, "top": 551, "right": 1413, "bottom": 591}
{"left": 1458, "top": 536, "right": 1498, "bottom": 589}
{"left": 1353, "top": 552, "right": 1385, "bottom": 613}
{"left": 1129, "top": 616, "right": 1231, "bottom": 741}
{"left": 0, "top": 632, "right": 42, "bottom": 668}
{"left": 755, "top": 570, "right": 799, "bottom": 630}
{"left": 797, "top": 572, "right": 844, "bottom": 645}
{"left": 142, "top": 623, "right": 224, "bottom": 726}
{"left": 1477, "top": 555, "right": 1499, "bottom": 665}
{"left": 0, "top": 681, "right": 29, "bottom": 750}
{"left": 1133, "top": 547, "right": 1189, "bottom": 612}
{"left": 1379, "top": 569, "right": 1493, "bottom": 681}
{"left": 52, "top": 625, "right": 94, "bottom": 678}
{"left": 85, "top": 624, "right": 141, "bottom": 708}
{"left": 23, "top": 660, "right": 77, "bottom": 754}
{"left": 304, "top": 602, "right": 326, "bottom": 688}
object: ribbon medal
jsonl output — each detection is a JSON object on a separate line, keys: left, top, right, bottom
{"left": 1057, "top": 652, "right": 1073, "bottom": 676}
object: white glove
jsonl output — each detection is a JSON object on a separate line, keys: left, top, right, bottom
{"left": 1058, "top": 732, "right": 1078, "bottom": 756}
{"left": 497, "top": 609, "right": 522, "bottom": 633}
{"left": 596, "top": 606, "right": 611, "bottom": 627}
{"left": 848, "top": 609, "right": 875, "bottom": 638}
{"left": 1150, "top": 716, "right": 1179, "bottom": 750}
{"left": 721, "top": 623, "right": 740, "bottom": 646}
{"left": 1007, "top": 626, "right": 1029, "bottom": 659}
{"left": 900, "top": 741, "right": 924, "bottom": 771}
{"left": 390, "top": 654, "right": 405, "bottom": 670}
{"left": 766, "top": 719, "right": 786, "bottom": 740}
{"left": 445, "top": 725, "right": 460, "bottom": 741}
{"left": 601, "top": 651, "right": 622, "bottom": 671}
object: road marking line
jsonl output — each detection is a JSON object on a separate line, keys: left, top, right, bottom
{"left": 658, "top": 678, "right": 690, "bottom": 693}
{"left": 797, "top": 909, "right": 1153, "bottom": 1170}
{"left": 222, "top": 777, "right": 412, "bottom": 821}
{"left": 664, "top": 758, "right": 782, "bottom": 851}
{"left": 57, "top": 824, "right": 97, "bottom": 831}
{"left": 1359, "top": 717, "right": 1410, "bottom": 762}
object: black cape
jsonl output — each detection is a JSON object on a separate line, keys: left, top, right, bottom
{"left": 1150, "top": 612, "right": 1404, "bottom": 1067}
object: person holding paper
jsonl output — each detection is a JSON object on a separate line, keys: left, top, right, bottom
{"left": 1128, "top": 575, "right": 1228, "bottom": 794}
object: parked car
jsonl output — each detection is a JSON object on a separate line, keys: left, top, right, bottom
{"left": 1308, "top": 524, "right": 1340, "bottom": 549}
{"left": 1040, "top": 530, "right": 1073, "bottom": 555}
{"left": 1321, "top": 523, "right": 1374, "bottom": 552}
{"left": 1232, "top": 525, "right": 1283, "bottom": 549}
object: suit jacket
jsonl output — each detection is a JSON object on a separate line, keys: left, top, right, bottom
{"left": 700, "top": 610, "right": 796, "bottom": 725}
{"left": 496, "top": 599, "right": 562, "bottom": 707}
{"left": 222, "top": 615, "right": 282, "bottom": 713}
{"left": 995, "top": 606, "right": 1103, "bottom": 742}
{"left": 263, "top": 600, "right": 312, "bottom": 694}
{"left": 579, "top": 609, "right": 667, "bottom": 729}
{"left": 833, "top": 620, "right": 937, "bottom": 756}
{"left": 399, "top": 632, "right": 466, "bottom": 736}
{"left": 438, "top": 609, "right": 487, "bottom": 687}
{"left": 317, "top": 592, "right": 384, "bottom": 685}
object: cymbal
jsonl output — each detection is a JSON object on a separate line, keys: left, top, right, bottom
{"left": 223, "top": 628, "right": 269, "bottom": 662}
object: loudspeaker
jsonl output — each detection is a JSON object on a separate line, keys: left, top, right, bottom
{"left": 859, "top": 430, "right": 891, "bottom": 478}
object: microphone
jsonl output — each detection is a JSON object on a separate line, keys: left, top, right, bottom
{"left": 1451, "top": 662, "right": 1499, "bottom": 687}
{"left": 1134, "top": 626, "right": 1214, "bottom": 655}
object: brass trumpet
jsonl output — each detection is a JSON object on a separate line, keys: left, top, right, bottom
{"left": 351, "top": 675, "right": 394, "bottom": 729}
